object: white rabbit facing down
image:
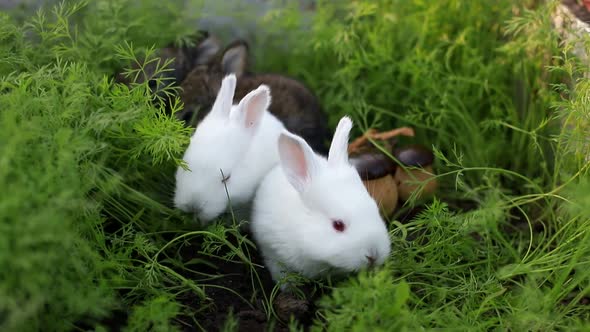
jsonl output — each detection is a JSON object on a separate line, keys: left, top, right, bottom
{"left": 251, "top": 116, "right": 392, "bottom": 287}
{"left": 174, "top": 73, "right": 286, "bottom": 223}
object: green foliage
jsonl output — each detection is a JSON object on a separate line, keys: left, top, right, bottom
{"left": 1, "top": 0, "right": 590, "bottom": 331}
{"left": 313, "top": 269, "right": 416, "bottom": 332}
{"left": 123, "top": 295, "right": 182, "bottom": 332}
{"left": 259, "top": 0, "right": 560, "bottom": 192}
{"left": 0, "top": 1, "right": 212, "bottom": 330}
{"left": 219, "top": 309, "right": 239, "bottom": 332}
{"left": 0, "top": 61, "right": 116, "bottom": 331}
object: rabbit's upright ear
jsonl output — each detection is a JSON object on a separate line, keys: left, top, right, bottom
{"left": 210, "top": 74, "right": 236, "bottom": 118}
{"left": 194, "top": 35, "right": 221, "bottom": 65}
{"left": 327, "top": 116, "right": 353, "bottom": 168}
{"left": 231, "top": 85, "right": 271, "bottom": 131}
{"left": 278, "top": 131, "right": 320, "bottom": 194}
{"left": 221, "top": 40, "right": 248, "bottom": 78}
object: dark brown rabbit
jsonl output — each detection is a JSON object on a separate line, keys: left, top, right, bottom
{"left": 115, "top": 31, "right": 221, "bottom": 111}
{"left": 177, "top": 39, "right": 330, "bottom": 154}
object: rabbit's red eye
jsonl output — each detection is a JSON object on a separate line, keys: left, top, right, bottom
{"left": 332, "top": 219, "right": 345, "bottom": 232}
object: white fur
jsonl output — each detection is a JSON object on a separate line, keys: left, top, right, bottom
{"left": 174, "top": 74, "right": 285, "bottom": 223}
{"left": 251, "top": 116, "right": 392, "bottom": 287}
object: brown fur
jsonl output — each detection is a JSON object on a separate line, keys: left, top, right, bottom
{"left": 178, "top": 40, "right": 330, "bottom": 154}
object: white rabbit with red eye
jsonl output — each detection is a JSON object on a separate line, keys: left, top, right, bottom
{"left": 174, "top": 73, "right": 286, "bottom": 223}
{"left": 250, "top": 116, "right": 392, "bottom": 288}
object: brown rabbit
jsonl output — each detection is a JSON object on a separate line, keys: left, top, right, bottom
{"left": 115, "top": 31, "right": 222, "bottom": 111}
{"left": 176, "top": 39, "right": 330, "bottom": 154}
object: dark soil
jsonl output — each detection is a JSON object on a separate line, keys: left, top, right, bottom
{"left": 76, "top": 213, "right": 322, "bottom": 332}
{"left": 174, "top": 229, "right": 321, "bottom": 332}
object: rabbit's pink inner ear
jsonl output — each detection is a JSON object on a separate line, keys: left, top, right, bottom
{"left": 279, "top": 134, "right": 310, "bottom": 193}
{"left": 243, "top": 87, "right": 269, "bottom": 129}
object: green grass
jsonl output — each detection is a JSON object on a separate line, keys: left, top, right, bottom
{"left": 1, "top": 0, "right": 589, "bottom": 331}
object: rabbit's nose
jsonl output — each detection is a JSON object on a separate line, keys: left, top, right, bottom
{"left": 365, "top": 255, "right": 376, "bottom": 267}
